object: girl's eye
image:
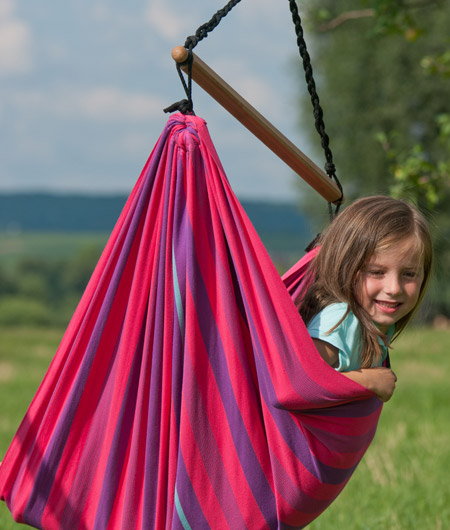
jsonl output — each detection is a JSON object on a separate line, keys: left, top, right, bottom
{"left": 367, "top": 270, "right": 384, "bottom": 277}
{"left": 403, "top": 270, "right": 418, "bottom": 278}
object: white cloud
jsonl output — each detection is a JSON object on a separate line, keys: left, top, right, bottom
{"left": 146, "top": 0, "right": 193, "bottom": 42}
{"left": 203, "top": 55, "right": 284, "bottom": 117}
{"left": 78, "top": 88, "right": 164, "bottom": 120}
{"left": 120, "top": 131, "right": 157, "bottom": 157}
{"left": 0, "top": 0, "right": 13, "bottom": 18}
{"left": 90, "top": 3, "right": 147, "bottom": 33}
{"left": 9, "top": 86, "right": 167, "bottom": 122}
{"left": 0, "top": 0, "right": 32, "bottom": 75}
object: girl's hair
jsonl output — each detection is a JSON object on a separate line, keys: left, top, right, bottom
{"left": 299, "top": 195, "right": 433, "bottom": 368}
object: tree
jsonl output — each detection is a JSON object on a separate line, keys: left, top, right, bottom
{"left": 296, "top": 0, "right": 450, "bottom": 319}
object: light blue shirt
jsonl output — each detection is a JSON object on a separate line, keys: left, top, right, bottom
{"left": 307, "top": 302, "right": 392, "bottom": 371}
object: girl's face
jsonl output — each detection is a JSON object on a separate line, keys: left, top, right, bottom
{"left": 358, "top": 236, "right": 424, "bottom": 333}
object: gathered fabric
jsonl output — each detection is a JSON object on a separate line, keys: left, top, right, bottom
{"left": 0, "top": 114, "right": 382, "bottom": 529}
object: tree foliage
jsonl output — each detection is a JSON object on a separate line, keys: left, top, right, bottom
{"left": 296, "top": 0, "right": 450, "bottom": 318}
{"left": 0, "top": 247, "right": 102, "bottom": 326}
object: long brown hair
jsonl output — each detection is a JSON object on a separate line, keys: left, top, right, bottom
{"left": 299, "top": 196, "right": 433, "bottom": 368}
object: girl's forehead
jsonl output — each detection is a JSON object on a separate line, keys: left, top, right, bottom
{"left": 370, "top": 236, "right": 424, "bottom": 267}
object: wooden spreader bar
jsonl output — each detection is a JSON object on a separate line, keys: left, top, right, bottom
{"left": 172, "top": 46, "right": 342, "bottom": 204}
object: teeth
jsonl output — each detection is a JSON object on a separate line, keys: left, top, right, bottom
{"left": 377, "top": 301, "right": 400, "bottom": 308}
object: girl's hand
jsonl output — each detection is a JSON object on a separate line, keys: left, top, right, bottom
{"left": 343, "top": 367, "right": 397, "bottom": 402}
{"left": 312, "top": 338, "right": 397, "bottom": 401}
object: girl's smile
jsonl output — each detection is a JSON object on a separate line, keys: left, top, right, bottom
{"left": 358, "top": 236, "right": 424, "bottom": 333}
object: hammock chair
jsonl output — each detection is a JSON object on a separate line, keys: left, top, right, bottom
{"left": 0, "top": 3, "right": 384, "bottom": 529}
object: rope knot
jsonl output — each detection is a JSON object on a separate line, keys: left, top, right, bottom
{"left": 324, "top": 162, "right": 336, "bottom": 175}
{"left": 163, "top": 99, "right": 194, "bottom": 115}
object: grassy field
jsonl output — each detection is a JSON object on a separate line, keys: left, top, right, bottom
{"left": 0, "top": 232, "right": 109, "bottom": 271}
{"left": 0, "top": 230, "right": 307, "bottom": 274}
{"left": 0, "top": 326, "right": 449, "bottom": 529}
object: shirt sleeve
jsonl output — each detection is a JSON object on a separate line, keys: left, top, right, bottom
{"left": 307, "top": 303, "right": 363, "bottom": 371}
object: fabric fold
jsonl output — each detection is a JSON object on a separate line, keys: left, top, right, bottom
{"left": 0, "top": 114, "right": 382, "bottom": 529}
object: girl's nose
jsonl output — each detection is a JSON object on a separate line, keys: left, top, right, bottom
{"left": 384, "top": 274, "right": 402, "bottom": 295}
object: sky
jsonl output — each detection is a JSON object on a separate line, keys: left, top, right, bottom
{"left": 1, "top": 0, "right": 324, "bottom": 202}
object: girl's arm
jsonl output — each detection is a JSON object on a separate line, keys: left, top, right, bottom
{"left": 312, "top": 338, "right": 397, "bottom": 402}
{"left": 342, "top": 367, "right": 397, "bottom": 402}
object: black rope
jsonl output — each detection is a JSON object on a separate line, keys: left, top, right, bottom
{"left": 164, "top": 0, "right": 242, "bottom": 116}
{"left": 184, "top": 0, "right": 243, "bottom": 52}
{"left": 163, "top": 52, "right": 194, "bottom": 115}
{"left": 288, "top": 0, "right": 343, "bottom": 220}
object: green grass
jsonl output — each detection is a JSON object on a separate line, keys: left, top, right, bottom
{"left": 309, "top": 327, "right": 450, "bottom": 529}
{"left": 0, "top": 327, "right": 449, "bottom": 528}
{"left": 0, "top": 327, "right": 62, "bottom": 529}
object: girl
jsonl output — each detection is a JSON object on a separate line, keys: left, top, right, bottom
{"left": 300, "top": 195, "right": 433, "bottom": 402}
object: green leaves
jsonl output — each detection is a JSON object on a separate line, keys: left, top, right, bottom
{"left": 378, "top": 120, "right": 450, "bottom": 210}
{"left": 421, "top": 50, "right": 450, "bottom": 77}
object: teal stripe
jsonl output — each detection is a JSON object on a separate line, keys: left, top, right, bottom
{"left": 175, "top": 489, "right": 192, "bottom": 530}
{"left": 172, "top": 245, "right": 185, "bottom": 335}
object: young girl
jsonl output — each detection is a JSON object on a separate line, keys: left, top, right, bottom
{"left": 300, "top": 195, "right": 433, "bottom": 402}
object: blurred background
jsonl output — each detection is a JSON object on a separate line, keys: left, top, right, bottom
{"left": 1, "top": 1, "right": 449, "bottom": 527}
{"left": 1, "top": 0, "right": 449, "bottom": 327}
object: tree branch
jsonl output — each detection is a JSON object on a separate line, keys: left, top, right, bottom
{"left": 319, "top": 9, "right": 375, "bottom": 32}
{"left": 319, "top": 1, "right": 441, "bottom": 32}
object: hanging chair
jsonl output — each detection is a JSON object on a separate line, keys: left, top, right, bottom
{"left": 0, "top": 3, "right": 383, "bottom": 529}
{"left": 0, "top": 114, "right": 382, "bottom": 530}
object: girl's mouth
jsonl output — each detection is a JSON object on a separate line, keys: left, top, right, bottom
{"left": 375, "top": 300, "right": 402, "bottom": 313}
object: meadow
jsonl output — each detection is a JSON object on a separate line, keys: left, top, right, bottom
{"left": 0, "top": 326, "right": 448, "bottom": 529}
{"left": 0, "top": 232, "right": 109, "bottom": 271}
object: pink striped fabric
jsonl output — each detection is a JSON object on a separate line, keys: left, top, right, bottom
{"left": 0, "top": 114, "right": 383, "bottom": 529}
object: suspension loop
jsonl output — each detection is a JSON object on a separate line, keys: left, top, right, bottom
{"left": 164, "top": 50, "right": 195, "bottom": 115}
{"left": 166, "top": 0, "right": 242, "bottom": 115}
{"left": 288, "top": 0, "right": 344, "bottom": 218}
{"left": 176, "top": 52, "right": 193, "bottom": 106}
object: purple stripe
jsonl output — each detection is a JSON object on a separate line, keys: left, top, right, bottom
{"left": 304, "top": 396, "right": 382, "bottom": 418}
{"left": 304, "top": 422, "right": 379, "bottom": 454}
{"left": 141, "top": 137, "right": 178, "bottom": 528}
{"left": 174, "top": 454, "right": 210, "bottom": 529}
{"left": 171, "top": 149, "right": 190, "bottom": 432}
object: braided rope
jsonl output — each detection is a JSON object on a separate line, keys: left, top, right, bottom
{"left": 288, "top": 0, "right": 343, "bottom": 218}
{"left": 184, "top": 0, "right": 243, "bottom": 51}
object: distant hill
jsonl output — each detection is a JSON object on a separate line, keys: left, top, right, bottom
{"left": 0, "top": 193, "right": 128, "bottom": 233}
{"left": 0, "top": 193, "right": 313, "bottom": 260}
